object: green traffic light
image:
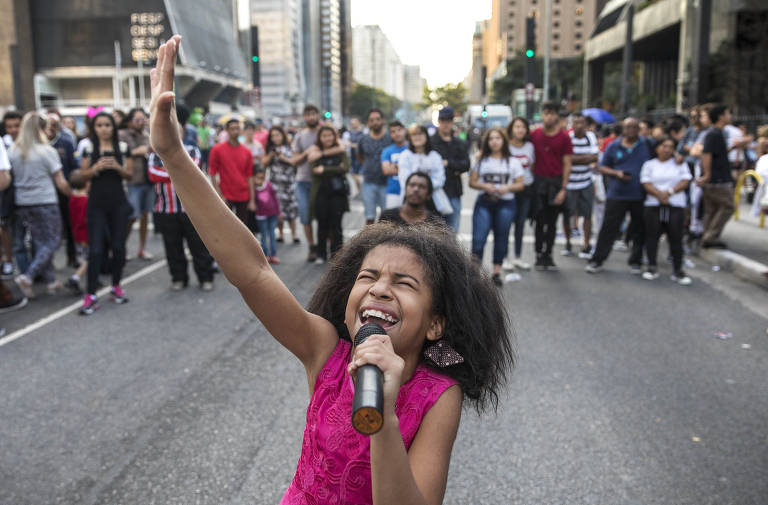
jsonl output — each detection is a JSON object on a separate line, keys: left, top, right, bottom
{"left": 481, "top": 111, "right": 488, "bottom": 118}
{"left": 526, "top": 49, "right": 534, "bottom": 58}
{"left": 324, "top": 112, "right": 331, "bottom": 119}
{"left": 252, "top": 56, "right": 259, "bottom": 62}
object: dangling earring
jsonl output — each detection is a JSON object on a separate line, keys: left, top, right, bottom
{"left": 424, "top": 339, "right": 464, "bottom": 367}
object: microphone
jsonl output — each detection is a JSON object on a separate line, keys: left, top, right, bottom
{"left": 352, "top": 322, "right": 385, "bottom": 435}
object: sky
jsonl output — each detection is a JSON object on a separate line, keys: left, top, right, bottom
{"left": 351, "top": 0, "right": 492, "bottom": 88}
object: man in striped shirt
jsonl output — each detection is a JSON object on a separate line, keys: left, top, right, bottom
{"left": 148, "top": 126, "right": 215, "bottom": 292}
{"left": 564, "top": 114, "right": 599, "bottom": 258}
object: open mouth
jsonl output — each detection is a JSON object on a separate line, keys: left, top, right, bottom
{"left": 359, "top": 308, "right": 400, "bottom": 331}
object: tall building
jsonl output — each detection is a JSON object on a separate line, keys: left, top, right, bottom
{"left": 352, "top": 25, "right": 404, "bottom": 100}
{"left": 251, "top": 0, "right": 305, "bottom": 119}
{"left": 302, "top": 0, "right": 346, "bottom": 120}
{"left": 0, "top": 0, "right": 251, "bottom": 113}
{"left": 469, "top": 21, "right": 485, "bottom": 103}
{"left": 403, "top": 65, "right": 422, "bottom": 105}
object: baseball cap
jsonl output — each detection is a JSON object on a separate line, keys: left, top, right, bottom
{"left": 438, "top": 107, "right": 455, "bottom": 120}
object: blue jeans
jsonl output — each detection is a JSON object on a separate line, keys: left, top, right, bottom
{"left": 361, "top": 182, "right": 387, "bottom": 220}
{"left": 295, "top": 181, "right": 312, "bottom": 225}
{"left": 258, "top": 215, "right": 278, "bottom": 257}
{"left": 472, "top": 196, "right": 516, "bottom": 265}
{"left": 443, "top": 196, "right": 462, "bottom": 233}
{"left": 13, "top": 216, "right": 32, "bottom": 274}
{"left": 512, "top": 190, "right": 532, "bottom": 258}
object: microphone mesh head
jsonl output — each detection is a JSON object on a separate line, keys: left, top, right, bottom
{"left": 354, "top": 323, "right": 386, "bottom": 346}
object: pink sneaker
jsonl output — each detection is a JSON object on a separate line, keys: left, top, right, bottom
{"left": 79, "top": 294, "right": 99, "bottom": 315}
{"left": 268, "top": 256, "right": 281, "bottom": 265}
{"left": 110, "top": 285, "right": 129, "bottom": 304}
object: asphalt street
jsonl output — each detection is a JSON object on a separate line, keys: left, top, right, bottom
{"left": 1, "top": 189, "right": 767, "bottom": 505}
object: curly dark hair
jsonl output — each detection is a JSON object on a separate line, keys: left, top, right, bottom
{"left": 307, "top": 222, "right": 515, "bottom": 413}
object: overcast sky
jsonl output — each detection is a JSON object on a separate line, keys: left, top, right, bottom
{"left": 351, "top": 0, "right": 492, "bottom": 88}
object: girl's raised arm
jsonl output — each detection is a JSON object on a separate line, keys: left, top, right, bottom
{"left": 149, "top": 36, "right": 338, "bottom": 376}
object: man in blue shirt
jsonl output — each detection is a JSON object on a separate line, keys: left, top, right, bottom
{"left": 587, "top": 118, "right": 651, "bottom": 274}
{"left": 381, "top": 121, "right": 408, "bottom": 210}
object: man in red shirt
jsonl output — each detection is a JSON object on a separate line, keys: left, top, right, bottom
{"left": 530, "top": 101, "right": 573, "bottom": 271}
{"left": 209, "top": 119, "right": 255, "bottom": 228}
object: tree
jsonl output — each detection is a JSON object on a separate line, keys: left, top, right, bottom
{"left": 421, "top": 83, "right": 468, "bottom": 116}
{"left": 348, "top": 83, "right": 402, "bottom": 119}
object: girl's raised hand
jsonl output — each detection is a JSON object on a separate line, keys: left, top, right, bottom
{"left": 149, "top": 36, "right": 184, "bottom": 161}
{"left": 347, "top": 333, "right": 405, "bottom": 415}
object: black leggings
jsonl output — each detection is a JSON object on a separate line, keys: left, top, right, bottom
{"left": 315, "top": 192, "right": 346, "bottom": 261}
{"left": 644, "top": 206, "right": 684, "bottom": 273}
{"left": 87, "top": 201, "right": 131, "bottom": 294}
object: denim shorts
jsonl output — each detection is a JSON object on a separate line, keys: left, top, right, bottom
{"left": 295, "top": 180, "right": 312, "bottom": 225}
{"left": 361, "top": 182, "right": 387, "bottom": 220}
{"left": 127, "top": 183, "right": 156, "bottom": 219}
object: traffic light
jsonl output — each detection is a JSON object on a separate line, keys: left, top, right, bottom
{"left": 250, "top": 26, "right": 260, "bottom": 87}
{"left": 324, "top": 111, "right": 331, "bottom": 119}
{"left": 481, "top": 109, "right": 488, "bottom": 119}
{"left": 525, "top": 17, "right": 536, "bottom": 58}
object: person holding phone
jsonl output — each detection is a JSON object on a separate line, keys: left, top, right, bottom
{"left": 77, "top": 112, "right": 133, "bottom": 315}
{"left": 586, "top": 117, "right": 652, "bottom": 275}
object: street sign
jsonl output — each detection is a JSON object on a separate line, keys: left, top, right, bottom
{"left": 525, "top": 83, "right": 535, "bottom": 101}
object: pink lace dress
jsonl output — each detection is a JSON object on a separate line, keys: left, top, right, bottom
{"left": 280, "top": 338, "right": 458, "bottom": 505}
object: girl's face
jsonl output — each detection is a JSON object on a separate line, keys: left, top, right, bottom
{"left": 344, "top": 245, "right": 441, "bottom": 359}
{"left": 320, "top": 129, "right": 335, "bottom": 148}
{"left": 409, "top": 129, "right": 427, "bottom": 149}
{"left": 656, "top": 139, "right": 675, "bottom": 161}
{"left": 511, "top": 121, "right": 527, "bottom": 142}
{"left": 254, "top": 172, "right": 265, "bottom": 186}
{"left": 488, "top": 130, "right": 504, "bottom": 153}
{"left": 94, "top": 117, "right": 113, "bottom": 140}
{"left": 270, "top": 129, "right": 284, "bottom": 145}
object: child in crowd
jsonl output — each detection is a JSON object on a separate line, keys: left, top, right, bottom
{"left": 148, "top": 36, "right": 514, "bottom": 505}
{"left": 65, "top": 169, "right": 89, "bottom": 294}
{"left": 250, "top": 168, "right": 281, "bottom": 264}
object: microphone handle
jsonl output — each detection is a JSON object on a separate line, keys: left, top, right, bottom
{"left": 352, "top": 364, "right": 384, "bottom": 435}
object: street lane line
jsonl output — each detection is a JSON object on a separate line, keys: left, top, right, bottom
{"left": 0, "top": 260, "right": 167, "bottom": 348}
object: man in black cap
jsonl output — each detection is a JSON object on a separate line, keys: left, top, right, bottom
{"left": 430, "top": 106, "right": 470, "bottom": 232}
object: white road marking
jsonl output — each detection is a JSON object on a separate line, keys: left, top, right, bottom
{"left": 0, "top": 260, "right": 167, "bottom": 348}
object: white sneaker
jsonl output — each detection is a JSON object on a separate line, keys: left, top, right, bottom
{"left": 642, "top": 270, "right": 659, "bottom": 281}
{"left": 613, "top": 241, "right": 629, "bottom": 252}
{"left": 671, "top": 272, "right": 692, "bottom": 286}
{"left": 512, "top": 258, "right": 531, "bottom": 271}
{"left": 1, "top": 262, "right": 13, "bottom": 277}
{"left": 502, "top": 259, "right": 515, "bottom": 271}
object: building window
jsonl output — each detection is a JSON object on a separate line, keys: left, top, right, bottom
{"left": 553, "top": 32, "right": 559, "bottom": 39}
{"left": 575, "top": 20, "right": 582, "bottom": 27}
{"left": 575, "top": 32, "right": 582, "bottom": 39}
{"left": 553, "top": 21, "right": 559, "bottom": 28}
{"left": 553, "top": 44, "right": 559, "bottom": 51}
{"left": 575, "top": 44, "right": 582, "bottom": 51}
{"left": 576, "top": 7, "right": 583, "bottom": 15}
{"left": 554, "top": 9, "right": 560, "bottom": 16}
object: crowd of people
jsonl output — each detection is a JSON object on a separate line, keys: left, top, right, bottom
{"left": 1, "top": 96, "right": 767, "bottom": 330}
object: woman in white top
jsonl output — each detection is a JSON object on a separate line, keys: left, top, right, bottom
{"left": 505, "top": 117, "right": 536, "bottom": 270}
{"left": 469, "top": 127, "right": 525, "bottom": 286}
{"left": 640, "top": 136, "right": 692, "bottom": 285}
{"left": 397, "top": 125, "right": 446, "bottom": 211}
{"left": 10, "top": 112, "right": 72, "bottom": 297}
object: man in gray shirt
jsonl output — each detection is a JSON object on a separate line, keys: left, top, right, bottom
{"left": 357, "top": 109, "right": 391, "bottom": 225}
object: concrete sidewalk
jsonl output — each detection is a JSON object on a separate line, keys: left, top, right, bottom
{"left": 697, "top": 201, "right": 768, "bottom": 289}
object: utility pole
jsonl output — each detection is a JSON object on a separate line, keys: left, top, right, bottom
{"left": 620, "top": 2, "right": 634, "bottom": 115}
{"left": 525, "top": 17, "right": 536, "bottom": 121}
{"left": 543, "top": 0, "right": 552, "bottom": 102}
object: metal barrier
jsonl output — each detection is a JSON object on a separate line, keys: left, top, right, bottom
{"left": 733, "top": 170, "right": 765, "bottom": 228}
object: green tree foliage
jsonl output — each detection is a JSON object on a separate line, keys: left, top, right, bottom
{"left": 349, "top": 83, "right": 402, "bottom": 119}
{"left": 421, "top": 83, "right": 468, "bottom": 116}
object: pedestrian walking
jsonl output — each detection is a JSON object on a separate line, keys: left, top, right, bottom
{"left": 430, "top": 106, "right": 470, "bottom": 232}
{"left": 9, "top": 113, "right": 72, "bottom": 298}
{"left": 309, "top": 126, "right": 350, "bottom": 264}
{"left": 148, "top": 126, "right": 215, "bottom": 291}
{"left": 564, "top": 113, "right": 599, "bottom": 259}
{"left": 640, "top": 136, "right": 693, "bottom": 285}
{"left": 44, "top": 113, "right": 78, "bottom": 269}
{"left": 149, "top": 37, "right": 515, "bottom": 504}
{"left": 344, "top": 116, "right": 365, "bottom": 194}
{"left": 263, "top": 125, "right": 299, "bottom": 244}
{"left": 78, "top": 112, "right": 133, "bottom": 315}
{"left": 209, "top": 119, "right": 255, "bottom": 228}
{"left": 357, "top": 109, "right": 391, "bottom": 225}
{"left": 586, "top": 118, "right": 651, "bottom": 274}
{"left": 684, "top": 104, "right": 713, "bottom": 244}
{"left": 504, "top": 117, "right": 535, "bottom": 271}
{"left": 381, "top": 121, "right": 408, "bottom": 210}
{"left": 63, "top": 169, "right": 90, "bottom": 295}
{"left": 243, "top": 120, "right": 265, "bottom": 170}
{"left": 470, "top": 128, "right": 525, "bottom": 286}
{"left": 250, "top": 168, "right": 281, "bottom": 265}
{"left": 530, "top": 102, "right": 573, "bottom": 271}
{"left": 697, "top": 105, "right": 736, "bottom": 249}
{"left": 120, "top": 108, "right": 155, "bottom": 260}
{"left": 397, "top": 125, "right": 448, "bottom": 216}
{"left": 0, "top": 111, "right": 22, "bottom": 277}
